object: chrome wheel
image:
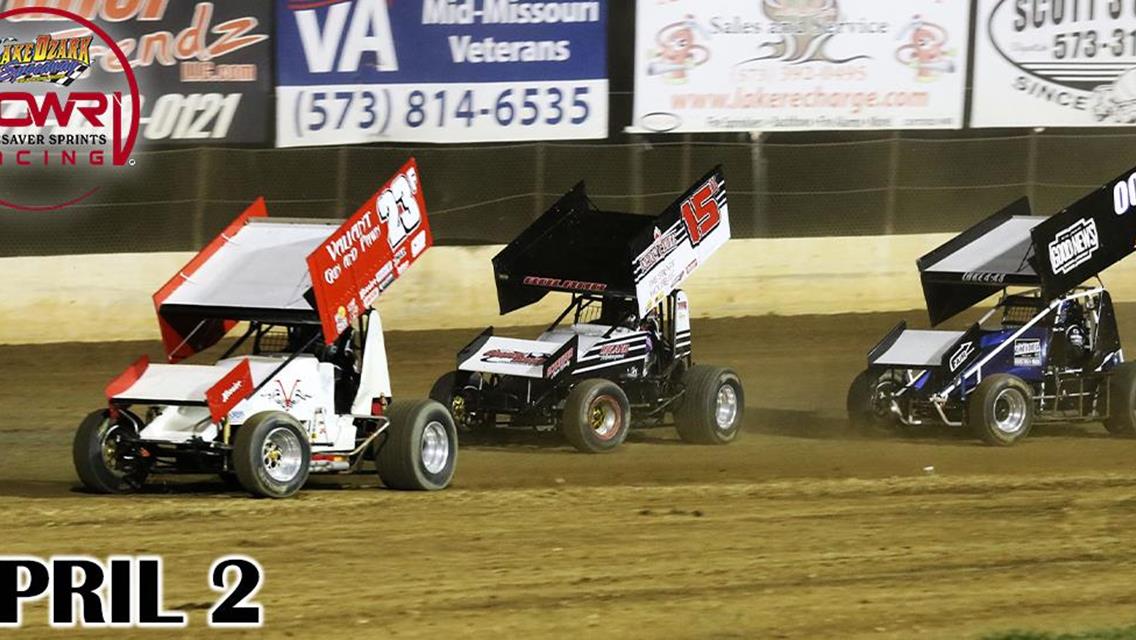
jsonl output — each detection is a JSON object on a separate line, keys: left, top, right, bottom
{"left": 589, "top": 396, "right": 622, "bottom": 441}
{"left": 715, "top": 384, "right": 739, "bottom": 430}
{"left": 262, "top": 426, "right": 304, "bottom": 482}
{"left": 451, "top": 395, "right": 467, "bottom": 425}
{"left": 992, "top": 388, "right": 1028, "bottom": 435}
{"left": 420, "top": 421, "right": 450, "bottom": 475}
{"left": 871, "top": 378, "right": 900, "bottom": 419}
{"left": 100, "top": 422, "right": 127, "bottom": 474}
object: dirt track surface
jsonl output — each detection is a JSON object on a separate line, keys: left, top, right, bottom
{"left": 4, "top": 311, "right": 1136, "bottom": 638}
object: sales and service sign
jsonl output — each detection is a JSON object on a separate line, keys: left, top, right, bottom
{"left": 973, "top": 0, "right": 1136, "bottom": 126}
{"left": 276, "top": 0, "right": 608, "bottom": 146}
{"left": 631, "top": 0, "right": 971, "bottom": 133}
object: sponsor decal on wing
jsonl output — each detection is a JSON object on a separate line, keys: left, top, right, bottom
{"left": 1048, "top": 218, "right": 1099, "bottom": 275}
{"left": 481, "top": 350, "right": 547, "bottom": 366}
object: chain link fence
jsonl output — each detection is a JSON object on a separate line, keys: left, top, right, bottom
{"left": 2, "top": 130, "right": 1135, "bottom": 257}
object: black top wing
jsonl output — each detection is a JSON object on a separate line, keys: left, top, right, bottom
{"left": 1029, "top": 164, "right": 1136, "bottom": 300}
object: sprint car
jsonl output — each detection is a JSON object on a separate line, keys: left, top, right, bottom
{"left": 73, "top": 159, "right": 458, "bottom": 498}
{"left": 850, "top": 164, "right": 1136, "bottom": 446}
{"left": 430, "top": 167, "right": 745, "bottom": 453}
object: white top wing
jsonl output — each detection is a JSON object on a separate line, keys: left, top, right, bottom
{"left": 162, "top": 219, "right": 337, "bottom": 313}
{"left": 923, "top": 216, "right": 1043, "bottom": 276}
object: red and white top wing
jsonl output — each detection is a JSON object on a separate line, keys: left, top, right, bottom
{"left": 152, "top": 198, "right": 339, "bottom": 361}
{"left": 150, "top": 157, "right": 432, "bottom": 360}
{"left": 307, "top": 157, "right": 433, "bottom": 344}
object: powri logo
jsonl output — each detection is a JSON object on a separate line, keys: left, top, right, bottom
{"left": 0, "top": 33, "right": 91, "bottom": 85}
{"left": 0, "top": 6, "right": 140, "bottom": 211}
{"left": 1048, "top": 218, "right": 1100, "bottom": 275}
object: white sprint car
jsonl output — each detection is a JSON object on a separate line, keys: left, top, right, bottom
{"left": 73, "top": 158, "right": 458, "bottom": 498}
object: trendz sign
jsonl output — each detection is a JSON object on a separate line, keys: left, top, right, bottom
{"left": 0, "top": 6, "right": 139, "bottom": 211}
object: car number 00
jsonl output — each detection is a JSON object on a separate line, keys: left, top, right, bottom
{"left": 1112, "top": 171, "right": 1136, "bottom": 215}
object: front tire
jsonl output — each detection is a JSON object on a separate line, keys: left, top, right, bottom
{"left": 561, "top": 379, "right": 631, "bottom": 453}
{"left": 967, "top": 374, "right": 1034, "bottom": 446}
{"left": 232, "top": 412, "right": 311, "bottom": 498}
{"left": 72, "top": 409, "right": 147, "bottom": 494}
{"left": 1104, "top": 362, "right": 1136, "bottom": 436}
{"left": 375, "top": 399, "right": 458, "bottom": 491}
{"left": 675, "top": 366, "right": 744, "bottom": 444}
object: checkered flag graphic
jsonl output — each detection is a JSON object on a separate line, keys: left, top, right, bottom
{"left": 53, "top": 62, "right": 87, "bottom": 87}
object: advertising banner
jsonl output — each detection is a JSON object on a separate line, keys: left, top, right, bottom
{"left": 1, "top": 0, "right": 273, "bottom": 143}
{"left": 276, "top": 0, "right": 608, "bottom": 146}
{"left": 972, "top": 0, "right": 1136, "bottom": 127}
{"left": 630, "top": 0, "right": 971, "bottom": 133}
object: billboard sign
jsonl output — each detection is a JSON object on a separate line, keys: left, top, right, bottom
{"left": 0, "top": 0, "right": 273, "bottom": 143}
{"left": 973, "top": 0, "right": 1136, "bottom": 126}
{"left": 276, "top": 0, "right": 608, "bottom": 146}
{"left": 631, "top": 0, "right": 971, "bottom": 133}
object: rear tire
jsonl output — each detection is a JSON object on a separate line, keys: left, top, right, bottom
{"left": 430, "top": 371, "right": 492, "bottom": 433}
{"left": 675, "top": 365, "right": 744, "bottom": 444}
{"left": 847, "top": 369, "right": 904, "bottom": 433}
{"left": 232, "top": 412, "right": 311, "bottom": 498}
{"left": 375, "top": 399, "right": 458, "bottom": 490}
{"left": 429, "top": 371, "right": 457, "bottom": 406}
{"left": 966, "top": 374, "right": 1034, "bottom": 446}
{"left": 561, "top": 379, "right": 631, "bottom": 453}
{"left": 72, "top": 409, "right": 147, "bottom": 494}
{"left": 1104, "top": 362, "right": 1136, "bottom": 436}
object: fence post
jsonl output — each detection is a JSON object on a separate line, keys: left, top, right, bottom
{"left": 335, "top": 146, "right": 348, "bottom": 215}
{"left": 533, "top": 142, "right": 546, "bottom": 220}
{"left": 750, "top": 132, "right": 768, "bottom": 236}
{"left": 681, "top": 133, "right": 692, "bottom": 186}
{"left": 885, "top": 131, "right": 901, "bottom": 235}
{"left": 1027, "top": 129, "right": 1039, "bottom": 208}
{"left": 192, "top": 147, "right": 210, "bottom": 248}
{"left": 631, "top": 136, "right": 644, "bottom": 213}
